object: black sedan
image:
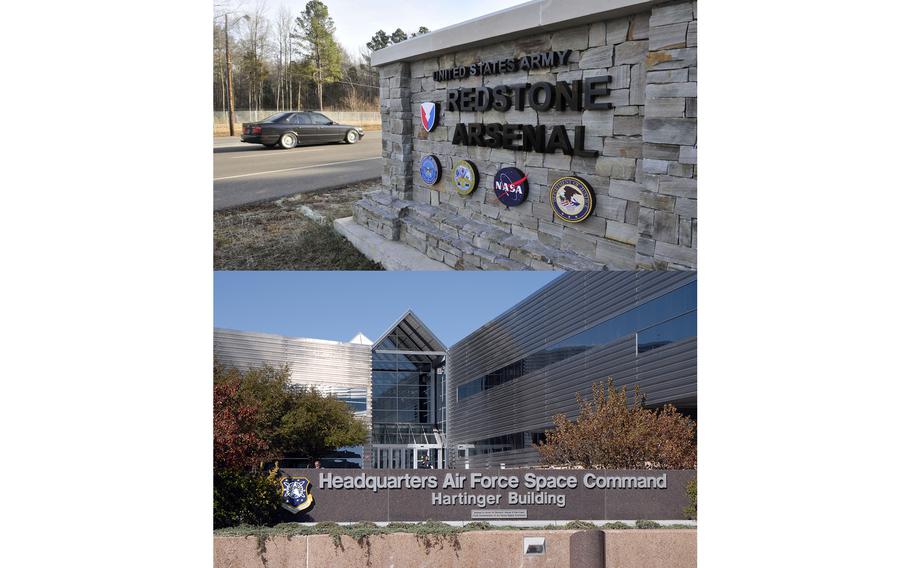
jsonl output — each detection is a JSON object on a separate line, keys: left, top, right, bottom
{"left": 240, "top": 111, "right": 365, "bottom": 149}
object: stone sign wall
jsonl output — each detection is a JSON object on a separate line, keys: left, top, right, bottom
{"left": 353, "top": 0, "right": 697, "bottom": 270}
{"left": 276, "top": 468, "right": 695, "bottom": 522}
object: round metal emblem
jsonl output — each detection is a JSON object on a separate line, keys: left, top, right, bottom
{"left": 493, "top": 167, "right": 530, "bottom": 207}
{"left": 453, "top": 159, "right": 479, "bottom": 196}
{"left": 550, "top": 176, "right": 595, "bottom": 222}
{"left": 419, "top": 155, "right": 441, "bottom": 185}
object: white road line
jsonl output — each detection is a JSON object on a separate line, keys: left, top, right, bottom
{"left": 227, "top": 146, "right": 340, "bottom": 159}
{"left": 213, "top": 157, "right": 382, "bottom": 181}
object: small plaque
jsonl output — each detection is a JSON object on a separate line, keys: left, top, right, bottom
{"left": 471, "top": 509, "right": 528, "bottom": 519}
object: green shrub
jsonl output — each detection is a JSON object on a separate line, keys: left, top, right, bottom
{"left": 566, "top": 520, "right": 597, "bottom": 530}
{"left": 602, "top": 521, "right": 632, "bottom": 529}
{"left": 683, "top": 476, "right": 697, "bottom": 520}
{"left": 463, "top": 521, "right": 492, "bottom": 530}
{"left": 635, "top": 520, "right": 661, "bottom": 529}
{"left": 213, "top": 470, "right": 282, "bottom": 529}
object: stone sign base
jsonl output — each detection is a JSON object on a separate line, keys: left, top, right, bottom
{"left": 353, "top": 188, "right": 614, "bottom": 270}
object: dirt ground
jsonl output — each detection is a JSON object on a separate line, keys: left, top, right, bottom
{"left": 213, "top": 179, "right": 383, "bottom": 271}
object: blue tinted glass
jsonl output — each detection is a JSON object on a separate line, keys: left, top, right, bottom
{"left": 634, "top": 281, "right": 696, "bottom": 329}
{"left": 637, "top": 311, "right": 696, "bottom": 353}
{"left": 457, "top": 281, "right": 696, "bottom": 401}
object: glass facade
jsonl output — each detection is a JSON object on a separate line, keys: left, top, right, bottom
{"left": 457, "top": 281, "right": 697, "bottom": 401}
{"left": 369, "top": 312, "right": 447, "bottom": 469}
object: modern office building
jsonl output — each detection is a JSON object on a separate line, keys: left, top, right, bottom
{"left": 447, "top": 271, "right": 696, "bottom": 468}
{"left": 214, "top": 311, "right": 447, "bottom": 470}
{"left": 214, "top": 271, "right": 696, "bottom": 470}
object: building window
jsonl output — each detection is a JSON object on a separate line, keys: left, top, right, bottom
{"left": 456, "top": 281, "right": 696, "bottom": 401}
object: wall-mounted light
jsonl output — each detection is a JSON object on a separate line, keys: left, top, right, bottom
{"left": 523, "top": 537, "right": 546, "bottom": 555}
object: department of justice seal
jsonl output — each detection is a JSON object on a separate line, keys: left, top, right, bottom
{"left": 550, "top": 176, "right": 595, "bottom": 222}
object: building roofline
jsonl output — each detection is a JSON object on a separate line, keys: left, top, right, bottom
{"left": 370, "top": 0, "right": 654, "bottom": 66}
{"left": 373, "top": 310, "right": 447, "bottom": 352}
{"left": 213, "top": 327, "right": 367, "bottom": 348}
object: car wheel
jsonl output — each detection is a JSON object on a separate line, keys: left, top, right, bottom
{"left": 345, "top": 130, "right": 360, "bottom": 144}
{"left": 278, "top": 133, "right": 297, "bottom": 149}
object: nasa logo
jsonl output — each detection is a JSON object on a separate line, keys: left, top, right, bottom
{"left": 550, "top": 176, "right": 595, "bottom": 222}
{"left": 280, "top": 476, "right": 315, "bottom": 514}
{"left": 493, "top": 167, "right": 529, "bottom": 207}
{"left": 420, "top": 102, "right": 438, "bottom": 132}
{"left": 419, "top": 155, "right": 441, "bottom": 185}
{"left": 453, "top": 159, "right": 478, "bottom": 196}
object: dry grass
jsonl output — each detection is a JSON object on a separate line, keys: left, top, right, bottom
{"left": 214, "top": 180, "right": 383, "bottom": 271}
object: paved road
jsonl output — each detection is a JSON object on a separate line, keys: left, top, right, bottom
{"left": 213, "top": 133, "right": 382, "bottom": 210}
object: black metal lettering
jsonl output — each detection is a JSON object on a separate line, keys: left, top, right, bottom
{"left": 574, "top": 126, "right": 599, "bottom": 157}
{"left": 554, "top": 80, "right": 582, "bottom": 111}
{"left": 485, "top": 123, "right": 503, "bottom": 148}
{"left": 467, "top": 123, "right": 486, "bottom": 146}
{"left": 522, "top": 124, "right": 546, "bottom": 153}
{"left": 477, "top": 87, "right": 494, "bottom": 112}
{"left": 461, "top": 89, "right": 477, "bottom": 111}
{"left": 511, "top": 83, "right": 530, "bottom": 111}
{"left": 546, "top": 125, "right": 573, "bottom": 155}
{"left": 492, "top": 86, "right": 511, "bottom": 112}
{"left": 529, "top": 82, "right": 555, "bottom": 111}
{"left": 452, "top": 123, "right": 468, "bottom": 145}
{"left": 447, "top": 90, "right": 460, "bottom": 112}
{"left": 502, "top": 124, "right": 522, "bottom": 150}
{"left": 583, "top": 76, "right": 613, "bottom": 110}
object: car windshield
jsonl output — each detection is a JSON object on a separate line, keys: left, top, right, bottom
{"left": 260, "top": 113, "right": 292, "bottom": 123}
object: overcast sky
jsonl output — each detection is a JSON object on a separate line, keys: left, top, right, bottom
{"left": 237, "top": 0, "right": 531, "bottom": 57}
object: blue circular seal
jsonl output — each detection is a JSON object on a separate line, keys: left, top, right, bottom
{"left": 493, "top": 167, "right": 530, "bottom": 207}
{"left": 550, "top": 176, "right": 595, "bottom": 222}
{"left": 419, "top": 155, "right": 441, "bottom": 185}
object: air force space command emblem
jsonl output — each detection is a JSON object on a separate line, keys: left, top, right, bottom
{"left": 420, "top": 102, "right": 439, "bottom": 132}
{"left": 550, "top": 176, "right": 595, "bottom": 222}
{"left": 280, "top": 476, "right": 315, "bottom": 514}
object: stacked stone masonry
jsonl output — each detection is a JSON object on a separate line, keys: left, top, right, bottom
{"left": 355, "top": 1, "right": 696, "bottom": 270}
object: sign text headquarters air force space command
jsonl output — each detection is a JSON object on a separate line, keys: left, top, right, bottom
{"left": 434, "top": 50, "right": 611, "bottom": 157}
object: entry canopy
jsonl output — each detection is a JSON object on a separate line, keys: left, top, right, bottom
{"left": 373, "top": 310, "right": 446, "bottom": 360}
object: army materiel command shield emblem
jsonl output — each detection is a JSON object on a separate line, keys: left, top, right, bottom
{"left": 420, "top": 102, "right": 438, "bottom": 132}
{"left": 493, "top": 167, "right": 529, "bottom": 207}
{"left": 420, "top": 155, "right": 441, "bottom": 185}
{"left": 453, "top": 159, "right": 478, "bottom": 196}
{"left": 280, "top": 476, "right": 315, "bottom": 514}
{"left": 550, "top": 176, "right": 595, "bottom": 222}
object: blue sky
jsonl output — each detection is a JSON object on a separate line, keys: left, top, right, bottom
{"left": 253, "top": 0, "right": 530, "bottom": 57}
{"left": 214, "top": 271, "right": 561, "bottom": 346}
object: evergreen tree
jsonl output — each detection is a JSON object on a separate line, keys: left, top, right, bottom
{"left": 292, "top": 0, "right": 343, "bottom": 110}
